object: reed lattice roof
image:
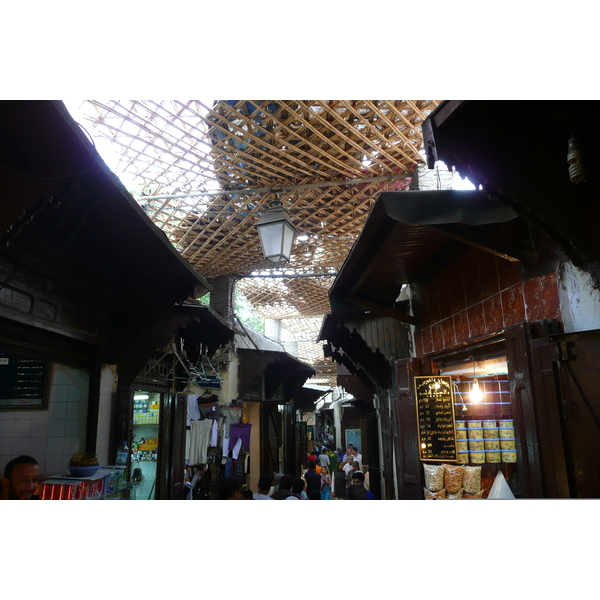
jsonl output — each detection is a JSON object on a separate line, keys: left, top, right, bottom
{"left": 73, "top": 100, "right": 440, "bottom": 387}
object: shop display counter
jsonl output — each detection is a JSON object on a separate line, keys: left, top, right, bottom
{"left": 39, "top": 467, "right": 136, "bottom": 500}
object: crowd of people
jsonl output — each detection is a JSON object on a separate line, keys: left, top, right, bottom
{"left": 217, "top": 443, "right": 375, "bottom": 500}
{"left": 1, "top": 447, "right": 374, "bottom": 501}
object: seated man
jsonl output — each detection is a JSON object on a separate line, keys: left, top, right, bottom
{"left": 1, "top": 455, "right": 40, "bottom": 500}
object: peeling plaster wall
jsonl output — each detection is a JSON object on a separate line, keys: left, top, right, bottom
{"left": 558, "top": 258, "right": 600, "bottom": 333}
{"left": 222, "top": 352, "right": 238, "bottom": 402}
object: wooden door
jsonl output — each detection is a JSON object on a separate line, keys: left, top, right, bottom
{"left": 545, "top": 330, "right": 600, "bottom": 497}
{"left": 295, "top": 420, "right": 307, "bottom": 476}
{"left": 260, "top": 401, "right": 281, "bottom": 477}
{"left": 156, "top": 392, "right": 187, "bottom": 499}
{"left": 505, "top": 322, "right": 600, "bottom": 498}
{"left": 377, "top": 393, "right": 395, "bottom": 500}
{"left": 504, "top": 323, "right": 547, "bottom": 497}
{"left": 365, "top": 411, "right": 381, "bottom": 499}
{"left": 395, "top": 358, "right": 425, "bottom": 499}
{"left": 113, "top": 386, "right": 133, "bottom": 475}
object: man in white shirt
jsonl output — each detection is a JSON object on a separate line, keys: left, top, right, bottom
{"left": 342, "top": 456, "right": 355, "bottom": 478}
{"left": 253, "top": 474, "right": 275, "bottom": 500}
{"left": 353, "top": 448, "right": 363, "bottom": 468}
{"left": 318, "top": 448, "right": 330, "bottom": 469}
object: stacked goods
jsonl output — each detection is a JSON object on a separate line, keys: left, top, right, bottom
{"left": 462, "top": 465, "right": 483, "bottom": 498}
{"left": 458, "top": 419, "right": 516, "bottom": 465}
{"left": 423, "top": 463, "right": 468, "bottom": 499}
{"left": 455, "top": 421, "right": 469, "bottom": 463}
{"left": 498, "top": 419, "right": 516, "bottom": 462}
{"left": 448, "top": 489, "right": 464, "bottom": 499}
{"left": 423, "top": 463, "right": 445, "bottom": 493}
{"left": 466, "top": 420, "right": 485, "bottom": 463}
{"left": 483, "top": 420, "right": 501, "bottom": 463}
{"left": 132, "top": 438, "right": 159, "bottom": 461}
{"left": 444, "top": 464, "right": 464, "bottom": 499}
{"left": 133, "top": 398, "right": 160, "bottom": 424}
{"left": 40, "top": 479, "right": 83, "bottom": 500}
{"left": 463, "top": 490, "right": 484, "bottom": 499}
{"left": 41, "top": 472, "right": 106, "bottom": 499}
{"left": 424, "top": 488, "right": 447, "bottom": 499}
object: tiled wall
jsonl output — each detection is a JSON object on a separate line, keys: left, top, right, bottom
{"left": 413, "top": 247, "right": 562, "bottom": 356}
{"left": 0, "top": 363, "right": 89, "bottom": 475}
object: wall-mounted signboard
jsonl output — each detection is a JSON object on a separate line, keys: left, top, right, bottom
{"left": 414, "top": 375, "right": 457, "bottom": 462}
{"left": 0, "top": 353, "right": 49, "bottom": 409}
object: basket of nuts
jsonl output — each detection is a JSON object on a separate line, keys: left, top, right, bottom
{"left": 68, "top": 452, "right": 100, "bottom": 478}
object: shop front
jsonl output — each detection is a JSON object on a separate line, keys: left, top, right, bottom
{"left": 324, "top": 178, "right": 600, "bottom": 498}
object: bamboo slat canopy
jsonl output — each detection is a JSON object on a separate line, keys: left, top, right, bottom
{"left": 75, "top": 100, "right": 440, "bottom": 385}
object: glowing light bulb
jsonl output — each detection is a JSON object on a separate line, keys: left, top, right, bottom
{"left": 470, "top": 379, "right": 483, "bottom": 403}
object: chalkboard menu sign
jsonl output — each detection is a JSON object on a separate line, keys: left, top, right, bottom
{"left": 0, "top": 353, "right": 49, "bottom": 409}
{"left": 414, "top": 375, "right": 457, "bottom": 462}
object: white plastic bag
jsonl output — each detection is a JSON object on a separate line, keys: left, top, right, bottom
{"left": 487, "top": 469, "right": 515, "bottom": 499}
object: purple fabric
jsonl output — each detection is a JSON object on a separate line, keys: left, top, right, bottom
{"left": 228, "top": 423, "right": 252, "bottom": 453}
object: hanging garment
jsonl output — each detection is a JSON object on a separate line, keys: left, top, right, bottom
{"left": 222, "top": 436, "right": 230, "bottom": 457}
{"left": 221, "top": 407, "right": 242, "bottom": 437}
{"left": 199, "top": 403, "right": 221, "bottom": 419}
{"left": 236, "top": 452, "right": 246, "bottom": 478}
{"left": 188, "top": 419, "right": 213, "bottom": 465}
{"left": 186, "top": 394, "right": 200, "bottom": 426}
{"left": 231, "top": 437, "right": 243, "bottom": 460}
{"left": 210, "top": 420, "right": 219, "bottom": 447}
{"left": 229, "top": 423, "right": 252, "bottom": 455}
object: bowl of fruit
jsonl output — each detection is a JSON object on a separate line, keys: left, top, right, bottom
{"left": 68, "top": 452, "right": 100, "bottom": 478}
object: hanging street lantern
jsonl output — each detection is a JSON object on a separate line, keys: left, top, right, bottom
{"left": 256, "top": 198, "right": 297, "bottom": 263}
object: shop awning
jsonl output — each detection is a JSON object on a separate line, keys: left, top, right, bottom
{"left": 0, "top": 101, "right": 211, "bottom": 372}
{"left": 328, "top": 189, "right": 529, "bottom": 321}
{"left": 421, "top": 100, "right": 600, "bottom": 273}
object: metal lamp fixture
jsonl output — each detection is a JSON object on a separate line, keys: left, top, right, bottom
{"left": 256, "top": 198, "right": 297, "bottom": 263}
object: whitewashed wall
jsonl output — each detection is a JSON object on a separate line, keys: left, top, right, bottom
{"left": 558, "top": 258, "right": 600, "bottom": 333}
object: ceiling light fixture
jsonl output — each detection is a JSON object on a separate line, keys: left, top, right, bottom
{"left": 469, "top": 357, "right": 484, "bottom": 403}
{"left": 256, "top": 198, "right": 297, "bottom": 263}
{"left": 470, "top": 378, "right": 483, "bottom": 403}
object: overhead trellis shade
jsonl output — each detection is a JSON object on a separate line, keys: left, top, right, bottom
{"left": 74, "top": 99, "right": 440, "bottom": 382}
{"left": 77, "top": 100, "right": 438, "bottom": 311}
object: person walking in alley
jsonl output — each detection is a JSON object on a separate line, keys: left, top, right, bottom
{"left": 320, "top": 466, "right": 332, "bottom": 500}
{"left": 333, "top": 461, "right": 347, "bottom": 499}
{"left": 349, "top": 471, "right": 375, "bottom": 499}
{"left": 318, "top": 447, "right": 330, "bottom": 470}
{"left": 271, "top": 475, "right": 294, "bottom": 499}
{"left": 253, "top": 474, "right": 275, "bottom": 499}
{"left": 346, "top": 461, "right": 361, "bottom": 489}
{"left": 304, "top": 461, "right": 321, "bottom": 496}
{"left": 287, "top": 477, "right": 307, "bottom": 499}
{"left": 326, "top": 445, "right": 338, "bottom": 474}
{"left": 218, "top": 476, "right": 242, "bottom": 500}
